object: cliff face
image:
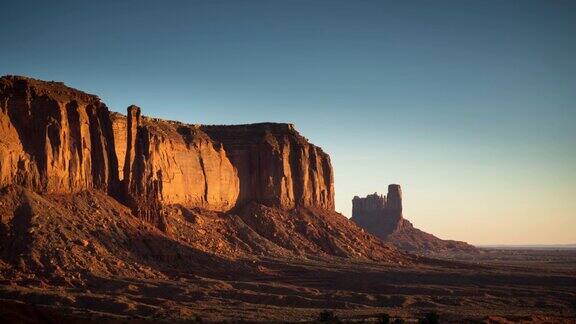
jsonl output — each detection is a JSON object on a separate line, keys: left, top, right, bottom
{"left": 118, "top": 106, "right": 240, "bottom": 225}
{"left": 110, "top": 112, "right": 128, "bottom": 182}
{"left": 202, "top": 124, "right": 335, "bottom": 210}
{"left": 0, "top": 76, "right": 334, "bottom": 227}
{"left": 0, "top": 76, "right": 119, "bottom": 195}
{"left": 352, "top": 185, "right": 477, "bottom": 253}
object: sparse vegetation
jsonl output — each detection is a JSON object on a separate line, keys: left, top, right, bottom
{"left": 377, "top": 313, "right": 391, "bottom": 324}
{"left": 316, "top": 310, "right": 341, "bottom": 323}
{"left": 419, "top": 312, "right": 439, "bottom": 324}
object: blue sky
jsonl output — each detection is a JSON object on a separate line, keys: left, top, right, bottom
{"left": 2, "top": 0, "right": 575, "bottom": 244}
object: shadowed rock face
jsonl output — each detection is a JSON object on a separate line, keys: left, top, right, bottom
{"left": 352, "top": 185, "right": 404, "bottom": 239}
{"left": 0, "top": 76, "right": 334, "bottom": 228}
{"left": 0, "top": 76, "right": 119, "bottom": 195}
{"left": 352, "top": 185, "right": 477, "bottom": 253}
{"left": 202, "top": 124, "right": 335, "bottom": 210}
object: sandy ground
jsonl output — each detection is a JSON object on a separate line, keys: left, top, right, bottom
{"left": 1, "top": 251, "right": 575, "bottom": 323}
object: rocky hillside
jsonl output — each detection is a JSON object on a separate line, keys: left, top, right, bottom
{"left": 0, "top": 75, "right": 405, "bottom": 263}
{"left": 351, "top": 185, "right": 477, "bottom": 254}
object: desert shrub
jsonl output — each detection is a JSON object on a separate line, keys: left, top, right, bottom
{"left": 419, "top": 311, "right": 439, "bottom": 324}
{"left": 377, "top": 313, "right": 391, "bottom": 324}
{"left": 316, "top": 310, "right": 341, "bottom": 323}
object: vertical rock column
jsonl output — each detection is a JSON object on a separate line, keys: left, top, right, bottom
{"left": 122, "top": 105, "right": 167, "bottom": 230}
{"left": 386, "top": 184, "right": 403, "bottom": 212}
{"left": 123, "top": 105, "right": 140, "bottom": 188}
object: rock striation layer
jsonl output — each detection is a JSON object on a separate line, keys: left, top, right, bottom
{"left": 352, "top": 185, "right": 477, "bottom": 254}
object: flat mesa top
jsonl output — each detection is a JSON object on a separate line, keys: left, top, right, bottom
{"left": 0, "top": 75, "right": 101, "bottom": 104}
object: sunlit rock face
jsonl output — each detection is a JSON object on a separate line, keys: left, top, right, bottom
{"left": 202, "top": 123, "right": 335, "bottom": 211}
{"left": 117, "top": 106, "right": 240, "bottom": 225}
{"left": 110, "top": 112, "right": 128, "bottom": 182}
{"left": 0, "top": 75, "right": 335, "bottom": 231}
{"left": 0, "top": 76, "right": 119, "bottom": 195}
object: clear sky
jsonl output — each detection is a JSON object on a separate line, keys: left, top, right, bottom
{"left": 2, "top": 1, "right": 574, "bottom": 245}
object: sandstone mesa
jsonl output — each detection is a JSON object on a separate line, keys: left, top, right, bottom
{"left": 0, "top": 75, "right": 334, "bottom": 227}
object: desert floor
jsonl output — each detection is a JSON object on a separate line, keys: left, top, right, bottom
{"left": 1, "top": 248, "right": 575, "bottom": 323}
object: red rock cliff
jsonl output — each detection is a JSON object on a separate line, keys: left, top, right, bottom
{"left": 202, "top": 124, "right": 335, "bottom": 210}
{"left": 0, "top": 76, "right": 119, "bottom": 194}
{"left": 115, "top": 106, "right": 239, "bottom": 225}
{"left": 0, "top": 75, "right": 336, "bottom": 226}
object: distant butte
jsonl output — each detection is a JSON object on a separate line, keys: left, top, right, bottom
{"left": 351, "top": 185, "right": 477, "bottom": 254}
